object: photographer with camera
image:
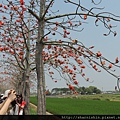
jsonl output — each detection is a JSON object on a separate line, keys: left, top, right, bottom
{"left": 8, "top": 94, "right": 26, "bottom": 115}
{"left": 0, "top": 89, "right": 16, "bottom": 115}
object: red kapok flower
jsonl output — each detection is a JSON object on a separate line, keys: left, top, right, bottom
{"left": 69, "top": 85, "right": 74, "bottom": 91}
{"left": 20, "top": 0, "right": 24, "bottom": 5}
{"left": 96, "top": 51, "right": 102, "bottom": 57}
{"left": 109, "top": 64, "right": 113, "bottom": 69}
{"left": 84, "top": 15, "right": 87, "bottom": 20}
{"left": 0, "top": 4, "right": 2, "bottom": 7}
{"left": 115, "top": 57, "right": 119, "bottom": 63}
{"left": 4, "top": 6, "right": 8, "bottom": 10}
{"left": 81, "top": 65, "right": 86, "bottom": 69}
{"left": 74, "top": 80, "right": 78, "bottom": 85}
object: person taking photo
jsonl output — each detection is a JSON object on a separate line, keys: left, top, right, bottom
{"left": 0, "top": 89, "right": 16, "bottom": 115}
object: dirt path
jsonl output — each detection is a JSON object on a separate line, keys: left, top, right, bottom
{"left": 30, "top": 103, "right": 53, "bottom": 115}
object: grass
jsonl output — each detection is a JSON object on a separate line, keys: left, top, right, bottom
{"left": 30, "top": 97, "right": 37, "bottom": 114}
{"left": 30, "top": 107, "right": 37, "bottom": 115}
{"left": 46, "top": 97, "right": 120, "bottom": 115}
{"left": 30, "top": 94, "right": 120, "bottom": 115}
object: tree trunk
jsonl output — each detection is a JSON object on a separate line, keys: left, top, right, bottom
{"left": 17, "top": 72, "right": 25, "bottom": 94}
{"left": 18, "top": 71, "right": 30, "bottom": 115}
{"left": 36, "top": 43, "right": 46, "bottom": 115}
{"left": 23, "top": 73, "right": 30, "bottom": 115}
{"left": 22, "top": 15, "right": 31, "bottom": 115}
{"left": 35, "top": 0, "right": 46, "bottom": 115}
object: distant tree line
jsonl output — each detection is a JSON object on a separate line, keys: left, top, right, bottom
{"left": 46, "top": 86, "right": 101, "bottom": 95}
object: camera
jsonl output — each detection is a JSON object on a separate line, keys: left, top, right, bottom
{"left": 0, "top": 89, "right": 23, "bottom": 108}
{"left": 11, "top": 94, "right": 22, "bottom": 107}
{"left": 0, "top": 94, "right": 5, "bottom": 104}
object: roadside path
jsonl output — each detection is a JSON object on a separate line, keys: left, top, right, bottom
{"left": 30, "top": 103, "right": 53, "bottom": 115}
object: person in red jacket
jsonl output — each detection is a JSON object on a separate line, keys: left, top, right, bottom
{"left": 16, "top": 94, "right": 26, "bottom": 115}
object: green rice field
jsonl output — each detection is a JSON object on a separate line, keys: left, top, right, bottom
{"left": 30, "top": 94, "right": 120, "bottom": 115}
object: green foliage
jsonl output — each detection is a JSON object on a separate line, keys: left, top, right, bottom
{"left": 51, "top": 86, "right": 101, "bottom": 95}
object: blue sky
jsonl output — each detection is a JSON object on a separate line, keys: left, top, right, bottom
{"left": 45, "top": 0, "right": 120, "bottom": 91}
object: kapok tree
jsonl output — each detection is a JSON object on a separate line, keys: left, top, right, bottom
{"left": 0, "top": 58, "right": 37, "bottom": 95}
{"left": 0, "top": 62, "right": 13, "bottom": 92}
{"left": 29, "top": 0, "right": 120, "bottom": 115}
{"left": 0, "top": 0, "right": 37, "bottom": 114}
{"left": 1, "top": 0, "right": 120, "bottom": 115}
{"left": 0, "top": 56, "right": 26, "bottom": 90}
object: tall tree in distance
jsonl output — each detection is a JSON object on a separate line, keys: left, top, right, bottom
{"left": 0, "top": 0, "right": 120, "bottom": 115}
